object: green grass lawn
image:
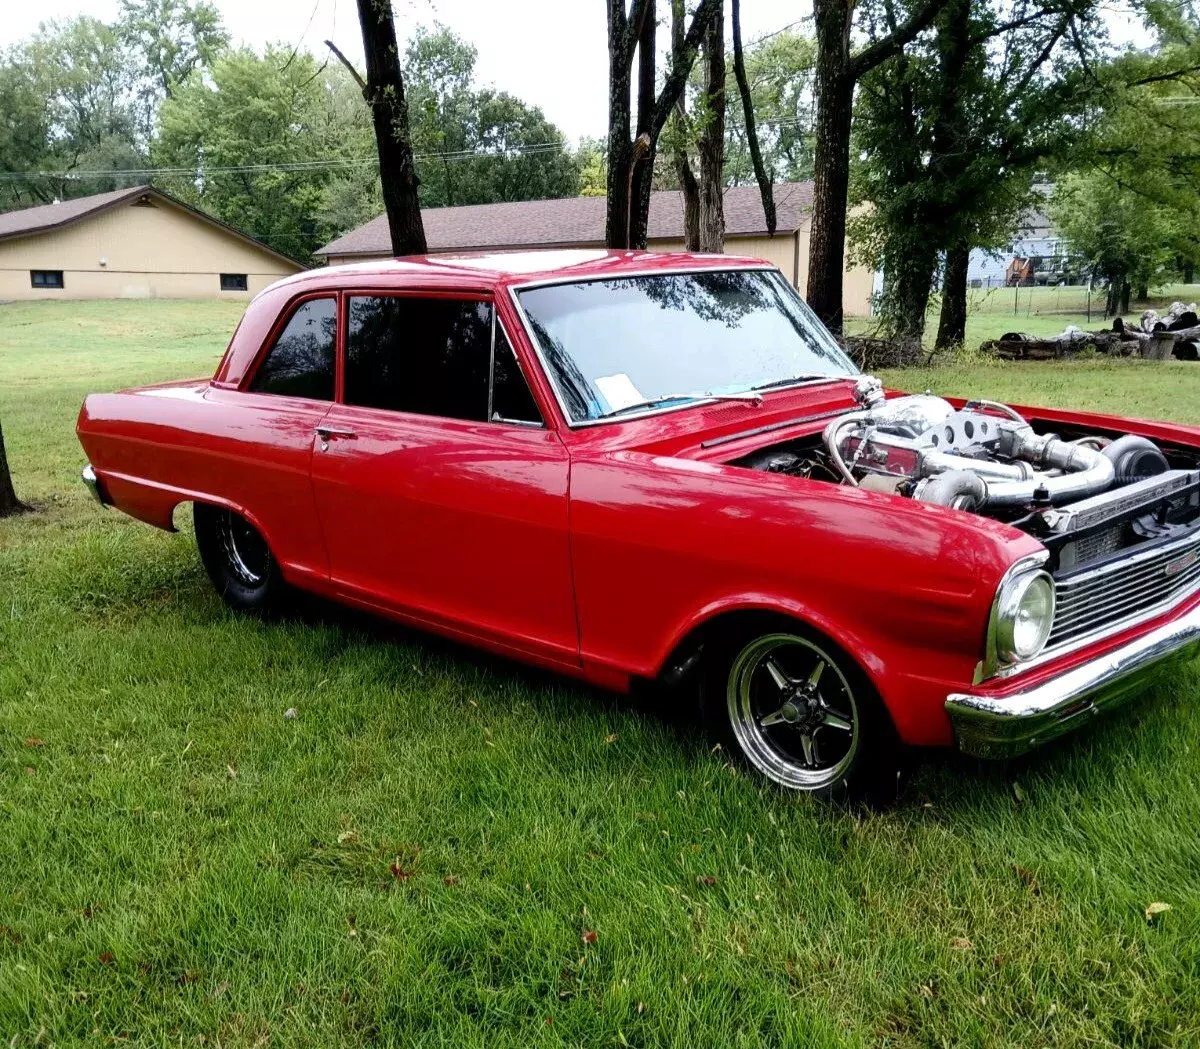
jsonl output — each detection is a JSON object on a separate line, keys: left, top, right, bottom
{"left": 2, "top": 300, "right": 1199, "bottom": 1047}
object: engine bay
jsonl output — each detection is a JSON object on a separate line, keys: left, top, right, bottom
{"left": 733, "top": 376, "right": 1200, "bottom": 572}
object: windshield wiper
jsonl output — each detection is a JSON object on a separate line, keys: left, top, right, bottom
{"left": 750, "top": 374, "right": 843, "bottom": 393}
{"left": 602, "top": 390, "right": 764, "bottom": 419}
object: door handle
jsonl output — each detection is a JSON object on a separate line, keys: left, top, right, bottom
{"left": 315, "top": 424, "right": 356, "bottom": 441}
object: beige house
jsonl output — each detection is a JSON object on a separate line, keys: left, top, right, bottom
{"left": 316, "top": 182, "right": 875, "bottom": 317}
{"left": 0, "top": 185, "right": 303, "bottom": 301}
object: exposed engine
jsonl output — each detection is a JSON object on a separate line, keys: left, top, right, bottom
{"left": 736, "top": 376, "right": 1200, "bottom": 571}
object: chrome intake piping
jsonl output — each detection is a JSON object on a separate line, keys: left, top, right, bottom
{"left": 916, "top": 449, "right": 1033, "bottom": 482}
{"left": 977, "top": 428, "right": 1116, "bottom": 507}
{"left": 822, "top": 411, "right": 870, "bottom": 485}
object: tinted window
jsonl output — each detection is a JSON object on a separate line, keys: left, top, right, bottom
{"left": 220, "top": 273, "right": 248, "bottom": 291}
{"left": 250, "top": 297, "right": 336, "bottom": 400}
{"left": 346, "top": 296, "right": 491, "bottom": 421}
{"left": 491, "top": 326, "right": 542, "bottom": 424}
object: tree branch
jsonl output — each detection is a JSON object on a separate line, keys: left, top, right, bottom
{"left": 649, "top": 0, "right": 722, "bottom": 141}
{"left": 732, "top": 0, "right": 776, "bottom": 234}
{"left": 1126, "top": 64, "right": 1200, "bottom": 88}
{"left": 850, "top": 0, "right": 950, "bottom": 78}
{"left": 324, "top": 39, "right": 367, "bottom": 94}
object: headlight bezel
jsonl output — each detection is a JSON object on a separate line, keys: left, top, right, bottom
{"left": 979, "top": 554, "right": 1056, "bottom": 680}
{"left": 995, "top": 569, "right": 1056, "bottom": 663}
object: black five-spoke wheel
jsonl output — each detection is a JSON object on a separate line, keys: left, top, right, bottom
{"left": 703, "top": 624, "right": 899, "bottom": 800}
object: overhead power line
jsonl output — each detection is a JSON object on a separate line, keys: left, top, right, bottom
{"left": 0, "top": 115, "right": 815, "bottom": 184}
{"left": 0, "top": 141, "right": 572, "bottom": 183}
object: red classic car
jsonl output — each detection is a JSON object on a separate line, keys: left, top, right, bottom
{"left": 77, "top": 250, "right": 1200, "bottom": 798}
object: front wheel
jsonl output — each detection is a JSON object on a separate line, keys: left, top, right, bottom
{"left": 701, "top": 627, "right": 900, "bottom": 801}
{"left": 193, "top": 504, "right": 287, "bottom": 614}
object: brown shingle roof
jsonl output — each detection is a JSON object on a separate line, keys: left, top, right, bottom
{"left": 0, "top": 184, "right": 304, "bottom": 267}
{"left": 317, "top": 182, "right": 812, "bottom": 257}
{"left": 0, "top": 185, "right": 149, "bottom": 242}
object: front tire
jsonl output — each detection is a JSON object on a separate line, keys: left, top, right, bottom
{"left": 193, "top": 504, "right": 287, "bottom": 614}
{"left": 701, "top": 625, "right": 900, "bottom": 802}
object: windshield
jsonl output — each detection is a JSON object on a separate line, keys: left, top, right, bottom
{"left": 515, "top": 269, "right": 858, "bottom": 423}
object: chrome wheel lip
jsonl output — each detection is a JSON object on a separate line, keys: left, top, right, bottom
{"left": 726, "top": 633, "right": 860, "bottom": 790}
{"left": 217, "top": 511, "right": 269, "bottom": 587}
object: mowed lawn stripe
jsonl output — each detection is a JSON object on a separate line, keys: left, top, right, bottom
{"left": 1, "top": 300, "right": 1197, "bottom": 1047}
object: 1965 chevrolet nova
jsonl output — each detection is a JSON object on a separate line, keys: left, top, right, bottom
{"left": 77, "top": 250, "right": 1200, "bottom": 797}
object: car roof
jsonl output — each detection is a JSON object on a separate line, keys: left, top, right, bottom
{"left": 268, "top": 248, "right": 776, "bottom": 296}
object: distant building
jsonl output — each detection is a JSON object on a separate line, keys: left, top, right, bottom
{"left": 0, "top": 185, "right": 303, "bottom": 301}
{"left": 316, "top": 182, "right": 876, "bottom": 317}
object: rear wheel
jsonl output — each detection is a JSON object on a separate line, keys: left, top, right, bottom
{"left": 193, "top": 504, "right": 287, "bottom": 614}
{"left": 701, "top": 625, "right": 900, "bottom": 802}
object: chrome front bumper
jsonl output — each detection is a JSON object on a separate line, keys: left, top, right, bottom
{"left": 946, "top": 604, "right": 1200, "bottom": 758}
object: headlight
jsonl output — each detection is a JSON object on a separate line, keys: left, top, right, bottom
{"left": 995, "top": 570, "right": 1056, "bottom": 663}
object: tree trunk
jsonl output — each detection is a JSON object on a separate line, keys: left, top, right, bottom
{"left": 0, "top": 417, "right": 26, "bottom": 518}
{"left": 674, "top": 128, "right": 701, "bottom": 251}
{"left": 604, "top": 0, "right": 635, "bottom": 249}
{"left": 671, "top": 2, "right": 700, "bottom": 251}
{"left": 695, "top": 4, "right": 725, "bottom": 253}
{"left": 605, "top": 0, "right": 721, "bottom": 249}
{"left": 628, "top": 0, "right": 658, "bottom": 249}
{"left": 935, "top": 238, "right": 971, "bottom": 350}
{"left": 1120, "top": 281, "right": 1131, "bottom": 316}
{"left": 356, "top": 0, "right": 426, "bottom": 256}
{"left": 1185, "top": 260, "right": 1195, "bottom": 283}
{"left": 806, "top": 0, "right": 854, "bottom": 334}
{"left": 806, "top": 0, "right": 950, "bottom": 334}
{"left": 888, "top": 244, "right": 938, "bottom": 342}
{"left": 1136, "top": 283, "right": 1148, "bottom": 302}
{"left": 732, "top": 0, "right": 775, "bottom": 235}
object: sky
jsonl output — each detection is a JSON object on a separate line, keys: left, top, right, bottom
{"left": 0, "top": 0, "right": 810, "bottom": 143}
{"left": 0, "top": 0, "right": 1155, "bottom": 143}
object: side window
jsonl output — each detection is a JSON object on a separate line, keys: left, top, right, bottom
{"left": 346, "top": 296, "right": 491, "bottom": 421}
{"left": 491, "top": 326, "right": 542, "bottom": 424}
{"left": 250, "top": 297, "right": 336, "bottom": 400}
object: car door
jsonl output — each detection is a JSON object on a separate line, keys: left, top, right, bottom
{"left": 207, "top": 293, "right": 336, "bottom": 586}
{"left": 309, "top": 291, "right": 578, "bottom": 666}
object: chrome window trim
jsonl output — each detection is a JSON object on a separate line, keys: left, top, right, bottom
{"left": 506, "top": 266, "right": 858, "bottom": 429}
{"left": 490, "top": 312, "right": 546, "bottom": 428}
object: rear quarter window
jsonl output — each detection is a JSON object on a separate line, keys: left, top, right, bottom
{"left": 249, "top": 297, "right": 337, "bottom": 400}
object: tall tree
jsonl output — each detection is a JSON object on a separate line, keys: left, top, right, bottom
{"left": 403, "top": 28, "right": 580, "bottom": 209}
{"left": 670, "top": 0, "right": 726, "bottom": 251}
{"left": 117, "top": 0, "right": 227, "bottom": 137}
{"left": 851, "top": 0, "right": 1103, "bottom": 344}
{"left": 806, "top": 0, "right": 950, "bottom": 333}
{"left": 155, "top": 47, "right": 352, "bottom": 260}
{"left": 354, "top": 0, "right": 426, "bottom": 256}
{"left": 605, "top": 0, "right": 722, "bottom": 249}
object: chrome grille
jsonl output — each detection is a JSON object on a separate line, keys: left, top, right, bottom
{"left": 1049, "top": 530, "right": 1200, "bottom": 648}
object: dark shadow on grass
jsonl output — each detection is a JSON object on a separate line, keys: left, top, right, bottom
{"left": 202, "top": 582, "right": 1185, "bottom": 816}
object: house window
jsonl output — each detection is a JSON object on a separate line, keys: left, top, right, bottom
{"left": 30, "top": 270, "right": 64, "bottom": 289}
{"left": 220, "top": 273, "right": 248, "bottom": 292}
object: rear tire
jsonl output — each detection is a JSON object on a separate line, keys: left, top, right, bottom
{"left": 193, "top": 504, "right": 287, "bottom": 614}
{"left": 700, "top": 621, "right": 901, "bottom": 803}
